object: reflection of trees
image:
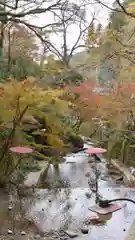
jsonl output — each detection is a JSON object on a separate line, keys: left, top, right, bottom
{"left": 50, "top": 188, "right": 72, "bottom": 228}
{"left": 88, "top": 162, "right": 103, "bottom": 202}
{"left": 38, "top": 161, "right": 72, "bottom": 190}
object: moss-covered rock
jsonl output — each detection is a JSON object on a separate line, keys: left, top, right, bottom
{"left": 68, "top": 133, "right": 84, "bottom": 148}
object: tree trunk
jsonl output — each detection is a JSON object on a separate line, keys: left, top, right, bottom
{"left": 7, "top": 25, "right": 11, "bottom": 71}
{"left": 0, "top": 22, "right": 4, "bottom": 55}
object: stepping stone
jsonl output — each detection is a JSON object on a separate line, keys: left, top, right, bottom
{"left": 89, "top": 203, "right": 121, "bottom": 215}
{"left": 85, "top": 215, "right": 105, "bottom": 225}
{"left": 64, "top": 230, "right": 78, "bottom": 238}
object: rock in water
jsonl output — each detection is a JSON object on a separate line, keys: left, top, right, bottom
{"left": 57, "top": 231, "right": 68, "bottom": 240}
{"left": 8, "top": 229, "right": 13, "bottom": 234}
{"left": 8, "top": 206, "right": 12, "bottom": 211}
{"left": 81, "top": 227, "right": 89, "bottom": 234}
{"left": 34, "top": 234, "right": 41, "bottom": 239}
{"left": 85, "top": 192, "right": 91, "bottom": 199}
{"left": 64, "top": 230, "right": 78, "bottom": 238}
{"left": 115, "top": 176, "right": 124, "bottom": 182}
{"left": 21, "top": 231, "right": 26, "bottom": 235}
{"left": 85, "top": 216, "right": 105, "bottom": 225}
{"left": 85, "top": 172, "right": 90, "bottom": 177}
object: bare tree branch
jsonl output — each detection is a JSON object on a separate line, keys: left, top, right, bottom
{"left": 93, "top": 0, "right": 122, "bottom": 13}
{"left": 0, "top": 0, "right": 97, "bottom": 66}
{"left": 94, "top": 0, "right": 135, "bottom": 19}
{"left": 12, "top": 18, "right": 65, "bottom": 61}
{"left": 115, "top": 0, "right": 135, "bottom": 18}
{"left": 10, "top": 18, "right": 65, "bottom": 30}
{"left": 0, "top": 0, "right": 19, "bottom": 10}
{"left": 0, "top": 0, "right": 62, "bottom": 18}
{"left": 116, "top": 37, "right": 135, "bottom": 49}
{"left": 37, "top": 1, "right": 94, "bottom": 64}
{"left": 69, "top": 14, "right": 95, "bottom": 59}
{"left": 104, "top": 49, "right": 135, "bottom": 65}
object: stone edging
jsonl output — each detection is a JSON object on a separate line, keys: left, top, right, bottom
{"left": 110, "top": 159, "right": 135, "bottom": 185}
{"left": 111, "top": 159, "right": 135, "bottom": 239}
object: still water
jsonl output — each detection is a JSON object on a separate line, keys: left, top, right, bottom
{"left": 25, "top": 144, "right": 135, "bottom": 239}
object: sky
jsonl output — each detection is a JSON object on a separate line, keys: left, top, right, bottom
{"left": 30, "top": 0, "right": 115, "bottom": 55}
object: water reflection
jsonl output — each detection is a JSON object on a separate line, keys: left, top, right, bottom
{"left": 24, "top": 143, "right": 135, "bottom": 239}
{"left": 26, "top": 186, "right": 135, "bottom": 239}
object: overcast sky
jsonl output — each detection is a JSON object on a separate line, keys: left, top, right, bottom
{"left": 30, "top": 0, "right": 114, "bottom": 54}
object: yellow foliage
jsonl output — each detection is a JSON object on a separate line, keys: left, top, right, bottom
{"left": 47, "top": 134, "right": 64, "bottom": 150}
{"left": 127, "top": 3, "right": 135, "bottom": 14}
{"left": 43, "top": 59, "right": 67, "bottom": 75}
{"left": 0, "top": 78, "right": 73, "bottom": 154}
{"left": 108, "top": 30, "right": 117, "bottom": 40}
{"left": 0, "top": 79, "right": 70, "bottom": 118}
{"left": 89, "top": 32, "right": 95, "bottom": 42}
{"left": 0, "top": 77, "right": 75, "bottom": 184}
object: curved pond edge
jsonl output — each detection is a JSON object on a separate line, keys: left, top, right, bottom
{"left": 111, "top": 159, "right": 135, "bottom": 185}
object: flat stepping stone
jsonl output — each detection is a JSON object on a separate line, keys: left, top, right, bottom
{"left": 85, "top": 215, "right": 105, "bottom": 225}
{"left": 64, "top": 230, "right": 78, "bottom": 238}
{"left": 89, "top": 203, "right": 121, "bottom": 215}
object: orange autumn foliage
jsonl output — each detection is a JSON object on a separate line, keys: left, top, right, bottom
{"left": 68, "top": 82, "right": 103, "bottom": 121}
{"left": 69, "top": 82, "right": 135, "bottom": 125}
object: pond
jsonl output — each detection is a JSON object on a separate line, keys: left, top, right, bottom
{"left": 1, "top": 143, "right": 135, "bottom": 239}
{"left": 23, "top": 143, "right": 135, "bottom": 239}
